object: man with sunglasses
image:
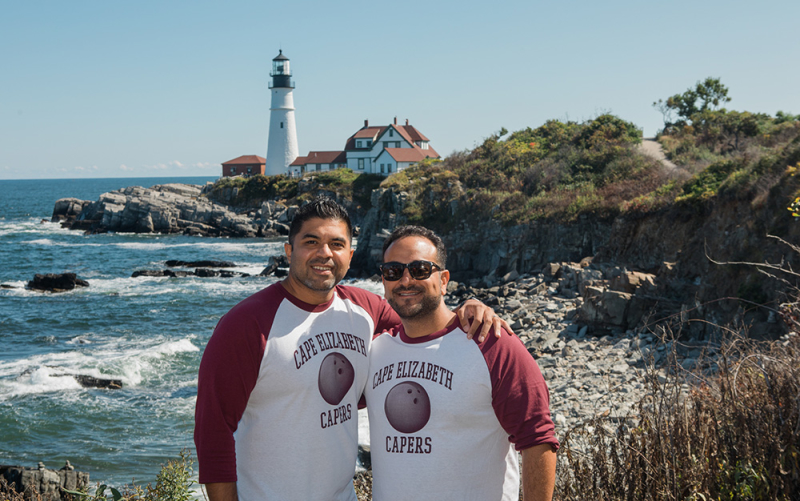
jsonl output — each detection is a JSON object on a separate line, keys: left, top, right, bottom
{"left": 195, "top": 198, "right": 509, "bottom": 501}
{"left": 366, "top": 225, "right": 558, "bottom": 501}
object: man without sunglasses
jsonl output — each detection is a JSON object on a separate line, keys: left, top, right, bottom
{"left": 194, "top": 199, "right": 510, "bottom": 501}
{"left": 366, "top": 225, "right": 559, "bottom": 501}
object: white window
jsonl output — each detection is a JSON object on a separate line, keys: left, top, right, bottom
{"left": 358, "top": 159, "right": 364, "bottom": 170}
{"left": 380, "top": 164, "right": 385, "bottom": 173}
{"left": 388, "top": 164, "right": 392, "bottom": 173}
{"left": 389, "top": 129, "right": 394, "bottom": 137}
{"left": 356, "top": 140, "right": 362, "bottom": 148}
{"left": 395, "top": 142, "right": 401, "bottom": 148}
{"left": 367, "top": 140, "right": 372, "bottom": 147}
{"left": 315, "top": 164, "right": 321, "bottom": 171}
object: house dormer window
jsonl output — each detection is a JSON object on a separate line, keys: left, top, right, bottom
{"left": 356, "top": 140, "right": 362, "bottom": 148}
{"left": 367, "top": 140, "right": 372, "bottom": 147}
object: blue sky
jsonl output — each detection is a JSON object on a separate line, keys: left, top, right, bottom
{"left": 2, "top": 0, "right": 798, "bottom": 180}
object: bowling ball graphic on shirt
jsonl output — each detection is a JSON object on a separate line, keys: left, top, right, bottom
{"left": 384, "top": 381, "right": 431, "bottom": 433}
{"left": 318, "top": 352, "right": 355, "bottom": 405}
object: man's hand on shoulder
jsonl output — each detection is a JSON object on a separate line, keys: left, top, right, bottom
{"left": 455, "top": 298, "right": 514, "bottom": 342}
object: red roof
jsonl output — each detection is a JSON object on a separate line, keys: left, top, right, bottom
{"left": 400, "top": 125, "right": 429, "bottom": 142}
{"left": 383, "top": 148, "right": 438, "bottom": 163}
{"left": 369, "top": 123, "right": 431, "bottom": 150}
{"left": 343, "top": 121, "right": 435, "bottom": 153}
{"left": 222, "top": 155, "right": 266, "bottom": 165}
{"left": 289, "top": 156, "right": 308, "bottom": 166}
{"left": 297, "top": 150, "right": 347, "bottom": 164}
{"left": 344, "top": 127, "right": 387, "bottom": 150}
{"left": 354, "top": 127, "right": 386, "bottom": 139}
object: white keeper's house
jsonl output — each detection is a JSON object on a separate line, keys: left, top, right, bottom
{"left": 289, "top": 118, "right": 439, "bottom": 177}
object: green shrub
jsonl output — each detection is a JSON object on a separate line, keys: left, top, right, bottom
{"left": 676, "top": 160, "right": 741, "bottom": 203}
{"left": 61, "top": 450, "right": 195, "bottom": 501}
{"left": 206, "top": 175, "right": 298, "bottom": 206}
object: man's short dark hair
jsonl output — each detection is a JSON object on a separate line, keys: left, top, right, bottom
{"left": 382, "top": 225, "right": 446, "bottom": 268}
{"left": 288, "top": 197, "right": 353, "bottom": 245}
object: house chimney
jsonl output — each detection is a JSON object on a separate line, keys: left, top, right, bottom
{"left": 393, "top": 117, "right": 397, "bottom": 125}
{"left": 364, "top": 119, "right": 369, "bottom": 128}
{"left": 405, "top": 119, "right": 409, "bottom": 126}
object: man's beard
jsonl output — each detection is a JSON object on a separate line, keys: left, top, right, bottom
{"left": 290, "top": 260, "right": 341, "bottom": 292}
{"left": 387, "top": 286, "right": 442, "bottom": 319}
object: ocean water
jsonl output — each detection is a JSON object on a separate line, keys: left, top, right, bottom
{"left": 0, "top": 177, "right": 380, "bottom": 486}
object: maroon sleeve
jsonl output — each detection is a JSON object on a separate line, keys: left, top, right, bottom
{"left": 194, "top": 286, "right": 280, "bottom": 483}
{"left": 337, "top": 285, "right": 400, "bottom": 335}
{"left": 479, "top": 330, "right": 559, "bottom": 451}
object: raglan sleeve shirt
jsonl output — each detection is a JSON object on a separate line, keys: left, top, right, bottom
{"left": 194, "top": 287, "right": 278, "bottom": 484}
{"left": 481, "top": 329, "right": 559, "bottom": 451}
{"left": 194, "top": 284, "right": 400, "bottom": 485}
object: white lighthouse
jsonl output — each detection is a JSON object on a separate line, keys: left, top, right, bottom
{"left": 265, "top": 50, "right": 299, "bottom": 176}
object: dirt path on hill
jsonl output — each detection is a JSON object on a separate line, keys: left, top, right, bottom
{"left": 638, "top": 138, "right": 679, "bottom": 172}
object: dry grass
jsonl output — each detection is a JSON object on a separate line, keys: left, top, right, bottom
{"left": 556, "top": 331, "right": 800, "bottom": 501}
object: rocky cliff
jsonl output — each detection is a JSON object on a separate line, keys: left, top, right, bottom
{"left": 53, "top": 183, "right": 299, "bottom": 238}
{"left": 351, "top": 184, "right": 800, "bottom": 336}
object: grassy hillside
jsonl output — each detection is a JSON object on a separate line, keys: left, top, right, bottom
{"left": 381, "top": 114, "right": 668, "bottom": 230}
{"left": 379, "top": 82, "right": 800, "bottom": 232}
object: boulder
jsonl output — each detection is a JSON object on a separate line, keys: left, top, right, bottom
{"left": 27, "top": 274, "right": 89, "bottom": 293}
{"left": 577, "top": 286, "right": 651, "bottom": 331}
{"left": 260, "top": 255, "right": 290, "bottom": 276}
{"left": 73, "top": 375, "right": 122, "bottom": 389}
{"left": 543, "top": 263, "right": 562, "bottom": 281}
{"left": 1, "top": 462, "right": 89, "bottom": 501}
{"left": 131, "top": 270, "right": 191, "bottom": 278}
{"left": 51, "top": 198, "right": 92, "bottom": 223}
{"left": 165, "top": 260, "right": 236, "bottom": 268}
{"left": 610, "top": 271, "right": 656, "bottom": 294}
{"left": 194, "top": 268, "right": 220, "bottom": 278}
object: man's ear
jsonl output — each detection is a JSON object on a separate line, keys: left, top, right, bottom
{"left": 439, "top": 269, "right": 450, "bottom": 295}
{"left": 284, "top": 242, "right": 292, "bottom": 263}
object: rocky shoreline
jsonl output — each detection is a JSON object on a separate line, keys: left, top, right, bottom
{"left": 52, "top": 183, "right": 293, "bottom": 238}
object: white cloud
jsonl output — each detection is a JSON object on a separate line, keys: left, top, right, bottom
{"left": 119, "top": 164, "right": 133, "bottom": 171}
{"left": 142, "top": 160, "right": 219, "bottom": 172}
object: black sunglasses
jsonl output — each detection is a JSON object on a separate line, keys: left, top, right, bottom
{"left": 379, "top": 260, "right": 442, "bottom": 281}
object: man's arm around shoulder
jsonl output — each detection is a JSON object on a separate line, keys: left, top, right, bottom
{"left": 521, "top": 444, "right": 556, "bottom": 501}
{"left": 205, "top": 482, "right": 237, "bottom": 501}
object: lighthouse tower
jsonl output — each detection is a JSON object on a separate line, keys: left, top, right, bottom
{"left": 265, "top": 50, "right": 299, "bottom": 176}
